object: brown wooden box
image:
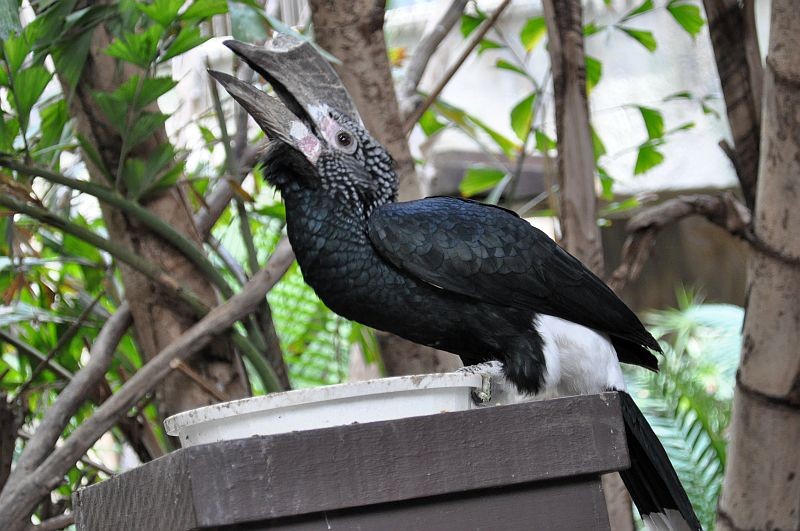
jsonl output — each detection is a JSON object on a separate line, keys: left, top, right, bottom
{"left": 73, "top": 392, "right": 630, "bottom": 530}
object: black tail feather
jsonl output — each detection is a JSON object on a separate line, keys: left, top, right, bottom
{"left": 618, "top": 391, "right": 702, "bottom": 530}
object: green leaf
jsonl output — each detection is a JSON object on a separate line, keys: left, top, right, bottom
{"left": 667, "top": 2, "right": 705, "bottom": 37}
{"left": 534, "top": 129, "right": 556, "bottom": 152}
{"left": 181, "top": 0, "right": 228, "bottom": 20}
{"left": 94, "top": 75, "right": 176, "bottom": 132}
{"left": 634, "top": 143, "right": 665, "bottom": 174}
{"left": 125, "top": 144, "right": 181, "bottom": 199}
{"left": 118, "top": 75, "right": 177, "bottom": 107}
{"left": 0, "top": 0, "right": 21, "bottom": 40}
{"left": 198, "top": 124, "right": 216, "bottom": 144}
{"left": 638, "top": 106, "right": 665, "bottom": 139}
{"left": 476, "top": 120, "right": 518, "bottom": 158}
{"left": 160, "top": 26, "right": 209, "bottom": 62}
{"left": 459, "top": 167, "right": 506, "bottom": 197}
{"left": 433, "top": 100, "right": 519, "bottom": 158}
{"left": 583, "top": 22, "right": 604, "bottom": 37}
{"left": 93, "top": 92, "right": 127, "bottom": 127}
{"left": 3, "top": 33, "right": 29, "bottom": 74}
{"left": 667, "top": 121, "right": 695, "bottom": 134}
{"left": 254, "top": 203, "right": 286, "bottom": 221}
{"left": 137, "top": 0, "right": 185, "bottom": 26}
{"left": 598, "top": 166, "right": 614, "bottom": 200}
{"left": 619, "top": 27, "right": 657, "bottom": 52}
{"left": 510, "top": 93, "right": 535, "bottom": 142}
{"left": 13, "top": 66, "right": 53, "bottom": 131}
{"left": 664, "top": 91, "right": 692, "bottom": 101}
{"left": 0, "top": 114, "right": 19, "bottom": 152}
{"left": 460, "top": 13, "right": 485, "bottom": 38}
{"left": 104, "top": 25, "right": 163, "bottom": 68}
{"left": 477, "top": 39, "right": 502, "bottom": 55}
{"left": 585, "top": 55, "right": 602, "bottom": 93}
{"left": 127, "top": 111, "right": 169, "bottom": 148}
{"left": 519, "top": 16, "right": 546, "bottom": 52}
{"left": 121, "top": 157, "right": 147, "bottom": 199}
{"left": 621, "top": 0, "right": 654, "bottom": 22}
{"left": 51, "top": 31, "right": 92, "bottom": 90}
{"left": 419, "top": 110, "right": 446, "bottom": 137}
{"left": 37, "top": 99, "right": 69, "bottom": 153}
{"left": 230, "top": 1, "right": 269, "bottom": 42}
{"left": 600, "top": 196, "right": 641, "bottom": 216}
{"left": 591, "top": 126, "right": 606, "bottom": 162}
{"left": 495, "top": 59, "right": 530, "bottom": 79}
{"left": 76, "top": 133, "right": 111, "bottom": 180}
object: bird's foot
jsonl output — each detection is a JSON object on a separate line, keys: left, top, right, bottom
{"left": 456, "top": 362, "right": 504, "bottom": 405}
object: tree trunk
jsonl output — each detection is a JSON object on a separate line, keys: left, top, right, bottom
{"left": 703, "top": 0, "right": 762, "bottom": 209}
{"left": 64, "top": 1, "right": 249, "bottom": 420}
{"left": 0, "top": 395, "right": 21, "bottom": 493}
{"left": 542, "top": 0, "right": 604, "bottom": 274}
{"left": 309, "top": 0, "right": 461, "bottom": 376}
{"left": 717, "top": 1, "right": 800, "bottom": 528}
{"left": 542, "top": 1, "right": 633, "bottom": 528}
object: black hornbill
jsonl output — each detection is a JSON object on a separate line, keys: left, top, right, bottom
{"left": 210, "top": 35, "right": 701, "bottom": 530}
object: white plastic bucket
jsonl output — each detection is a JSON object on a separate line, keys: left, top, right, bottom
{"left": 164, "top": 372, "right": 485, "bottom": 448}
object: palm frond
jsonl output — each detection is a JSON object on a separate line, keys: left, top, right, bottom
{"left": 626, "top": 294, "right": 743, "bottom": 529}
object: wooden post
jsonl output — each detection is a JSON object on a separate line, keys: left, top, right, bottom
{"left": 74, "top": 394, "right": 631, "bottom": 530}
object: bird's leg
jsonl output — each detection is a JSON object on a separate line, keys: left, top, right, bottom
{"left": 455, "top": 361, "right": 537, "bottom": 406}
{"left": 456, "top": 361, "right": 503, "bottom": 405}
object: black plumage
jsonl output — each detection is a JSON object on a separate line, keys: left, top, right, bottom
{"left": 210, "top": 36, "right": 701, "bottom": 530}
{"left": 262, "top": 116, "right": 659, "bottom": 396}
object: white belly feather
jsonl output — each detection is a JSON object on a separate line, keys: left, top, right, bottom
{"left": 534, "top": 314, "right": 626, "bottom": 396}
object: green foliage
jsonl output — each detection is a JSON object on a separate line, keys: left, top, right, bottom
{"left": 519, "top": 16, "right": 546, "bottom": 52}
{"left": 634, "top": 142, "right": 666, "bottom": 174}
{"left": 104, "top": 24, "right": 162, "bottom": 67}
{"left": 619, "top": 27, "right": 657, "bottom": 52}
{"left": 510, "top": 93, "right": 536, "bottom": 142}
{"left": 629, "top": 294, "right": 742, "bottom": 529}
{"left": 459, "top": 167, "right": 506, "bottom": 197}
{"left": 667, "top": 1, "right": 706, "bottom": 37}
{"left": 621, "top": 0, "right": 655, "bottom": 22}
{"left": 432, "top": 1, "right": 708, "bottom": 211}
{"left": 0, "top": 2, "right": 362, "bottom": 524}
{"left": 432, "top": 99, "right": 519, "bottom": 159}
{"left": 638, "top": 106, "right": 665, "bottom": 139}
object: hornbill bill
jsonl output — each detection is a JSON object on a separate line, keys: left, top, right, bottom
{"left": 210, "top": 35, "right": 701, "bottom": 530}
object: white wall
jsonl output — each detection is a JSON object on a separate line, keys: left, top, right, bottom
{"left": 387, "top": 0, "right": 769, "bottom": 195}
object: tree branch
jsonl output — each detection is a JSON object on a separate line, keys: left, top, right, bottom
{"left": 702, "top": 0, "right": 762, "bottom": 209}
{"left": 12, "top": 293, "right": 103, "bottom": 401}
{"left": 5, "top": 303, "right": 131, "bottom": 488}
{"left": 0, "top": 238, "right": 295, "bottom": 530}
{"left": 0, "top": 194, "right": 211, "bottom": 314}
{"left": 207, "top": 54, "right": 290, "bottom": 390}
{"left": 0, "top": 332, "right": 73, "bottom": 381}
{"left": 1, "top": 194, "right": 283, "bottom": 392}
{"left": 396, "top": 0, "right": 469, "bottom": 119}
{"left": 608, "top": 193, "right": 757, "bottom": 291}
{"left": 0, "top": 157, "right": 235, "bottom": 298}
{"left": 402, "top": 0, "right": 512, "bottom": 135}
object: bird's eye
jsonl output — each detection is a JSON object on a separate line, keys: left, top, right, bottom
{"left": 334, "top": 129, "right": 357, "bottom": 154}
{"left": 336, "top": 131, "right": 352, "bottom": 147}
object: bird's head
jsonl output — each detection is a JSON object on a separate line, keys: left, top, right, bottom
{"left": 209, "top": 36, "right": 398, "bottom": 213}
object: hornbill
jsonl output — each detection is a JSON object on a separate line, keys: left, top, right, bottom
{"left": 210, "top": 35, "right": 701, "bottom": 530}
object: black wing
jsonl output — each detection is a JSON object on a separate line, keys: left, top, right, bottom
{"left": 367, "top": 197, "right": 660, "bottom": 365}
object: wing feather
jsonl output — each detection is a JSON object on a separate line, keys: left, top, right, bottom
{"left": 367, "top": 196, "right": 660, "bottom": 358}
